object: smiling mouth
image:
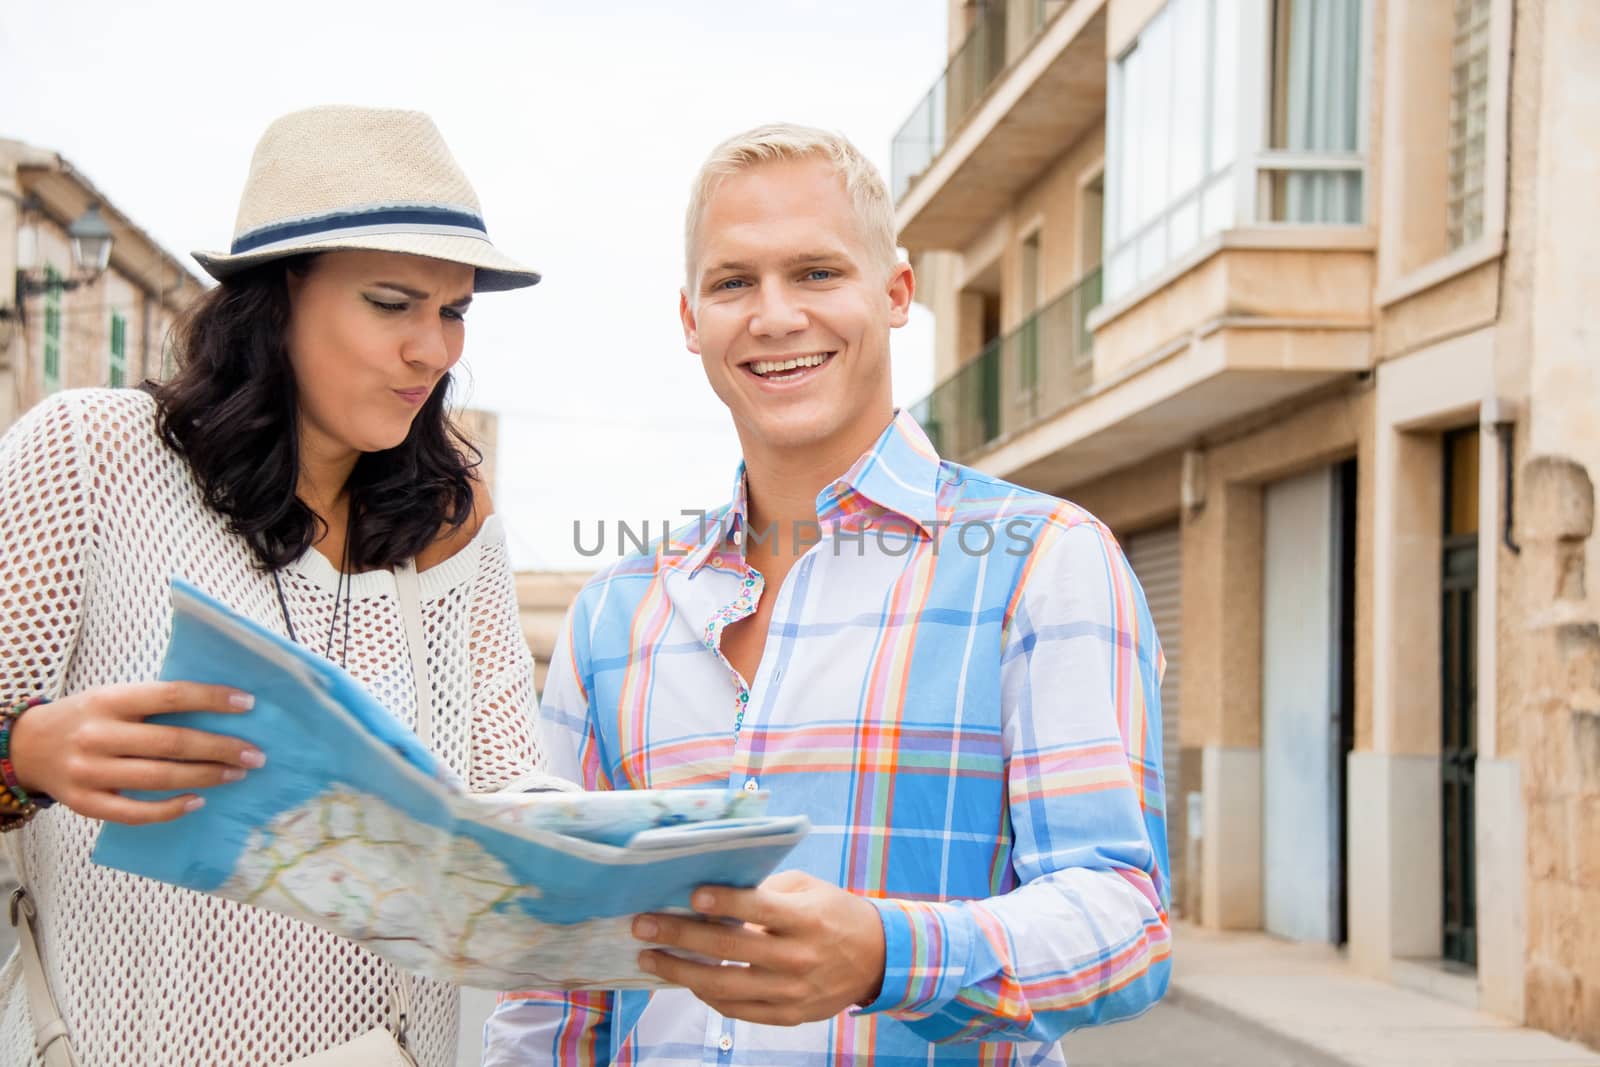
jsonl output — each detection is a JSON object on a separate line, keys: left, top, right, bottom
{"left": 744, "top": 352, "right": 835, "bottom": 383}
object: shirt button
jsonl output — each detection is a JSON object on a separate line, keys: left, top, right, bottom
{"left": 718, "top": 1034, "right": 734, "bottom": 1052}
{"left": 742, "top": 778, "right": 759, "bottom": 793}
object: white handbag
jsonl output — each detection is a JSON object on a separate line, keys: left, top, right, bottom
{"left": 7, "top": 559, "right": 439, "bottom": 1067}
{"left": 5, "top": 858, "right": 78, "bottom": 1067}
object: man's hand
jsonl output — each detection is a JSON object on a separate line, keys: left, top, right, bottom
{"left": 633, "top": 869, "right": 886, "bottom": 1027}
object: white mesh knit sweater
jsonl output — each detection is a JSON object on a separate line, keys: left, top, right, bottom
{"left": 0, "top": 389, "right": 548, "bottom": 1066}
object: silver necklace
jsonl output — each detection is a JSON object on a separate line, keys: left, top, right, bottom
{"left": 271, "top": 527, "right": 353, "bottom": 667}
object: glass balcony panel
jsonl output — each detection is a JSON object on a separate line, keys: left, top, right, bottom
{"left": 909, "top": 267, "right": 1103, "bottom": 464}
{"left": 891, "top": 0, "right": 1064, "bottom": 203}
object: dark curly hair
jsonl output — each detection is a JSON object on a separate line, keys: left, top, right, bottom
{"left": 144, "top": 255, "right": 481, "bottom": 572}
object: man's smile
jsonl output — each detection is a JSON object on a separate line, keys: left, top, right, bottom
{"left": 743, "top": 351, "right": 836, "bottom": 384}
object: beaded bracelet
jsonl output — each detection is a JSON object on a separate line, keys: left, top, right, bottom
{"left": 0, "top": 697, "right": 53, "bottom": 823}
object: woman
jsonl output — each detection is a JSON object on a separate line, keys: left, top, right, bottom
{"left": 0, "top": 106, "right": 547, "bottom": 1065}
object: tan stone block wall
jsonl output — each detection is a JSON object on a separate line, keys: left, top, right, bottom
{"left": 1059, "top": 447, "right": 1182, "bottom": 534}
{"left": 1179, "top": 482, "right": 1262, "bottom": 750}
{"left": 1385, "top": 431, "right": 1446, "bottom": 756}
{"left": 1377, "top": 261, "right": 1501, "bottom": 361}
{"left": 1515, "top": 455, "right": 1600, "bottom": 1049}
{"left": 516, "top": 570, "right": 588, "bottom": 695}
{"left": 922, "top": 125, "right": 1105, "bottom": 379}
{"left": 454, "top": 407, "right": 501, "bottom": 499}
{"left": 1006, "top": 125, "right": 1105, "bottom": 320}
{"left": 914, "top": 251, "right": 966, "bottom": 381}
{"left": 10, "top": 216, "right": 194, "bottom": 422}
{"left": 1375, "top": 0, "right": 1457, "bottom": 282}
{"left": 1174, "top": 385, "right": 1372, "bottom": 753}
{"left": 1092, "top": 247, "right": 1375, "bottom": 383}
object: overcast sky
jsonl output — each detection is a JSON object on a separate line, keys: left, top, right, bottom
{"left": 0, "top": 0, "right": 946, "bottom": 569}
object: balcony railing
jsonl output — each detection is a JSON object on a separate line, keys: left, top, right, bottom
{"left": 910, "top": 266, "right": 1102, "bottom": 463}
{"left": 891, "top": 0, "right": 1069, "bottom": 203}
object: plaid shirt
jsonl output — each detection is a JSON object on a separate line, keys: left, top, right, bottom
{"left": 486, "top": 412, "right": 1170, "bottom": 1065}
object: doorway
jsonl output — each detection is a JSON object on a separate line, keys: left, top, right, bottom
{"left": 1262, "top": 461, "right": 1356, "bottom": 943}
{"left": 1441, "top": 429, "right": 1479, "bottom": 967}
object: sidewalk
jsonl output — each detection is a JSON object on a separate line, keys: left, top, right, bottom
{"left": 1167, "top": 923, "right": 1600, "bottom": 1067}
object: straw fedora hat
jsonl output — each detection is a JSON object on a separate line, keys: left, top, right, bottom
{"left": 193, "top": 106, "right": 539, "bottom": 291}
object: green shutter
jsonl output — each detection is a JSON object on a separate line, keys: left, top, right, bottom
{"left": 43, "top": 266, "right": 62, "bottom": 393}
{"left": 109, "top": 311, "right": 127, "bottom": 387}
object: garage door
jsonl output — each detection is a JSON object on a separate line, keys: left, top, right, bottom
{"left": 1127, "top": 524, "right": 1182, "bottom": 906}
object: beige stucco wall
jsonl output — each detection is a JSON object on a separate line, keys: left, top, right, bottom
{"left": 1064, "top": 385, "right": 1371, "bottom": 933}
{"left": 918, "top": 124, "right": 1105, "bottom": 383}
{"left": 516, "top": 570, "right": 588, "bottom": 694}
{"left": 1105, "top": 0, "right": 1165, "bottom": 57}
{"left": 904, "top": 0, "right": 1597, "bottom": 1042}
{"left": 1508, "top": 0, "right": 1600, "bottom": 1046}
{"left": 2, "top": 143, "right": 201, "bottom": 434}
{"left": 10, "top": 215, "right": 187, "bottom": 420}
{"left": 1180, "top": 385, "right": 1372, "bottom": 754}
{"left": 1059, "top": 447, "right": 1182, "bottom": 535}
{"left": 1093, "top": 242, "right": 1376, "bottom": 383}
{"left": 453, "top": 407, "right": 501, "bottom": 500}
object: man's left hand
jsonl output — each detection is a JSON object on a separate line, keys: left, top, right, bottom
{"left": 633, "top": 869, "right": 886, "bottom": 1027}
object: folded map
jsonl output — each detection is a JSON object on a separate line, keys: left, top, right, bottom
{"left": 92, "top": 580, "right": 809, "bottom": 990}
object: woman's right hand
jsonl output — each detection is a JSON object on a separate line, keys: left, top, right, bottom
{"left": 8, "top": 682, "right": 265, "bottom": 825}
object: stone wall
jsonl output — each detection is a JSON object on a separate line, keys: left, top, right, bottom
{"left": 1518, "top": 456, "right": 1600, "bottom": 1048}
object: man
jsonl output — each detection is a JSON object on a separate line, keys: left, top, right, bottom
{"left": 485, "top": 124, "right": 1170, "bottom": 1064}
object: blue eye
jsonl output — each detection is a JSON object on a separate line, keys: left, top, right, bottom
{"left": 806, "top": 269, "right": 835, "bottom": 282}
{"left": 715, "top": 278, "right": 747, "bottom": 291}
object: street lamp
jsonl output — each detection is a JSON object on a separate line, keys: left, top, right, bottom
{"left": 0, "top": 200, "right": 117, "bottom": 337}
{"left": 67, "top": 203, "right": 114, "bottom": 277}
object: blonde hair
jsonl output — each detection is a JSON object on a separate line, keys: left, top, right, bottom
{"left": 684, "top": 122, "right": 899, "bottom": 293}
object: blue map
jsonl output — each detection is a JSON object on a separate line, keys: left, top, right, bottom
{"left": 93, "top": 580, "right": 808, "bottom": 990}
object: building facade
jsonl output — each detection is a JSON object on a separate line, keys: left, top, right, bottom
{"left": 894, "top": 0, "right": 1598, "bottom": 1046}
{"left": 0, "top": 139, "right": 207, "bottom": 432}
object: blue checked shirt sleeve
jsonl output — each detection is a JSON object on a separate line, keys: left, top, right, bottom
{"left": 483, "top": 602, "right": 616, "bottom": 1066}
{"left": 858, "top": 520, "right": 1172, "bottom": 1043}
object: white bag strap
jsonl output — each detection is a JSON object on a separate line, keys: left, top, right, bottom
{"left": 393, "top": 559, "right": 432, "bottom": 748}
{"left": 389, "top": 558, "right": 432, "bottom": 1049}
{"left": 6, "top": 833, "right": 80, "bottom": 1067}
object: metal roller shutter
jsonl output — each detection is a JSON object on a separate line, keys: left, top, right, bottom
{"left": 1127, "top": 524, "right": 1183, "bottom": 906}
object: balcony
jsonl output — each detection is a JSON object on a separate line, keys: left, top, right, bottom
{"left": 910, "top": 267, "right": 1101, "bottom": 462}
{"left": 912, "top": 230, "right": 1377, "bottom": 488}
{"left": 891, "top": 0, "right": 1106, "bottom": 253}
{"left": 891, "top": 0, "right": 1063, "bottom": 202}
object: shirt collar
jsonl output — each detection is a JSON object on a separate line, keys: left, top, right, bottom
{"left": 816, "top": 410, "right": 943, "bottom": 536}
{"left": 678, "top": 410, "right": 945, "bottom": 577}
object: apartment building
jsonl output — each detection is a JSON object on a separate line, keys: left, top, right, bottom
{"left": 893, "top": 0, "right": 1598, "bottom": 1045}
{"left": 0, "top": 139, "right": 207, "bottom": 432}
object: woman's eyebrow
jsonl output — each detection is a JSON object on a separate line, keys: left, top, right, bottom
{"left": 370, "top": 281, "right": 472, "bottom": 308}
{"left": 370, "top": 281, "right": 430, "bottom": 298}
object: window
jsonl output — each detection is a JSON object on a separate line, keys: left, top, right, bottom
{"left": 1080, "top": 172, "right": 1104, "bottom": 274}
{"left": 109, "top": 311, "right": 128, "bottom": 388}
{"left": 1104, "top": 0, "right": 1364, "bottom": 301}
{"left": 43, "top": 266, "right": 62, "bottom": 393}
{"left": 1105, "top": 0, "right": 1238, "bottom": 300}
{"left": 1263, "top": 0, "right": 1364, "bottom": 223}
{"left": 1018, "top": 232, "right": 1042, "bottom": 400}
{"left": 1447, "top": 0, "right": 1491, "bottom": 249}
